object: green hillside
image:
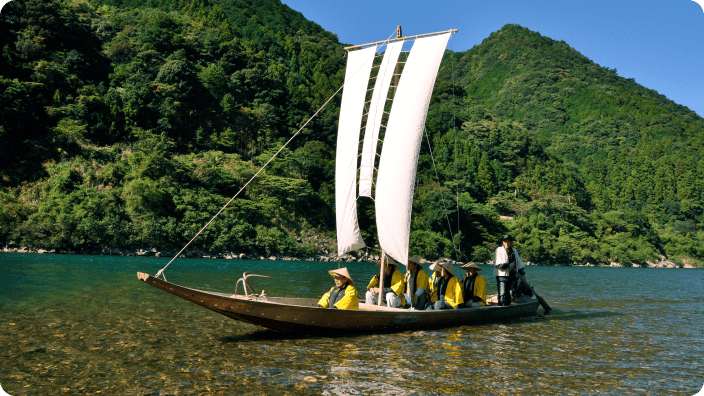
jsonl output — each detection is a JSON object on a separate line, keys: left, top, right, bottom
{"left": 423, "top": 24, "right": 704, "bottom": 265}
{"left": 0, "top": 1, "right": 702, "bottom": 266}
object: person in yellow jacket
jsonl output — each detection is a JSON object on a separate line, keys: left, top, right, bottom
{"left": 425, "top": 260, "right": 463, "bottom": 310}
{"left": 365, "top": 257, "right": 406, "bottom": 308}
{"left": 460, "top": 263, "right": 486, "bottom": 307}
{"left": 317, "top": 267, "right": 359, "bottom": 310}
{"left": 403, "top": 255, "right": 429, "bottom": 310}
{"left": 427, "top": 262, "right": 442, "bottom": 304}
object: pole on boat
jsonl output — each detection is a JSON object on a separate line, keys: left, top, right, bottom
{"left": 378, "top": 250, "right": 386, "bottom": 306}
{"left": 513, "top": 268, "right": 552, "bottom": 313}
{"left": 392, "top": 25, "right": 402, "bottom": 97}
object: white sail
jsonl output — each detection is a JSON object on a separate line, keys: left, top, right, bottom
{"left": 374, "top": 33, "right": 450, "bottom": 266}
{"left": 335, "top": 46, "right": 376, "bottom": 256}
{"left": 358, "top": 41, "right": 404, "bottom": 198}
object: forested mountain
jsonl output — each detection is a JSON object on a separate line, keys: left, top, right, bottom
{"left": 0, "top": 0, "right": 702, "bottom": 266}
{"left": 422, "top": 25, "right": 704, "bottom": 265}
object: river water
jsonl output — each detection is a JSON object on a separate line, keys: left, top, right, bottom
{"left": 1, "top": 253, "right": 702, "bottom": 395}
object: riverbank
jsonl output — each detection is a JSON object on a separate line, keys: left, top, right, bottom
{"left": 1, "top": 245, "right": 696, "bottom": 268}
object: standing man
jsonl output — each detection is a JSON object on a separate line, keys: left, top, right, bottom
{"left": 494, "top": 235, "right": 526, "bottom": 306}
{"left": 365, "top": 257, "right": 406, "bottom": 308}
{"left": 317, "top": 268, "right": 359, "bottom": 310}
{"left": 403, "top": 255, "right": 429, "bottom": 310}
{"left": 460, "top": 263, "right": 486, "bottom": 307}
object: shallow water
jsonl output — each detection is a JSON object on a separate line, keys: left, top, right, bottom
{"left": 1, "top": 253, "right": 703, "bottom": 395}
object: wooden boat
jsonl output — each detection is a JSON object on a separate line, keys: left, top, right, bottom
{"left": 138, "top": 27, "right": 548, "bottom": 334}
{"left": 137, "top": 272, "right": 540, "bottom": 334}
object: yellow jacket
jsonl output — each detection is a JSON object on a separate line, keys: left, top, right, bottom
{"left": 428, "top": 271, "right": 441, "bottom": 303}
{"left": 461, "top": 273, "right": 487, "bottom": 306}
{"left": 442, "top": 276, "right": 464, "bottom": 308}
{"left": 404, "top": 268, "right": 430, "bottom": 300}
{"left": 317, "top": 285, "right": 359, "bottom": 310}
{"left": 367, "top": 268, "right": 406, "bottom": 306}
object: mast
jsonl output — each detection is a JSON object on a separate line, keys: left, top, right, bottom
{"left": 376, "top": 27, "right": 401, "bottom": 307}
{"left": 378, "top": 251, "right": 386, "bottom": 306}
{"left": 393, "top": 26, "right": 402, "bottom": 98}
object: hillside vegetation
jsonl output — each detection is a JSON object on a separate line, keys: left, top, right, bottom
{"left": 0, "top": 1, "right": 702, "bottom": 266}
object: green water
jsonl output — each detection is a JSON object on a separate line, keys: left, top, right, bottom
{"left": 1, "top": 253, "right": 703, "bottom": 395}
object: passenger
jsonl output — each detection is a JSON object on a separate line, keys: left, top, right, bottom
{"left": 460, "top": 263, "right": 486, "bottom": 308}
{"left": 365, "top": 257, "right": 406, "bottom": 308}
{"left": 425, "top": 260, "right": 463, "bottom": 310}
{"left": 317, "top": 267, "right": 359, "bottom": 310}
{"left": 494, "top": 234, "right": 526, "bottom": 306}
{"left": 403, "top": 255, "right": 429, "bottom": 310}
{"left": 427, "top": 262, "right": 442, "bottom": 305}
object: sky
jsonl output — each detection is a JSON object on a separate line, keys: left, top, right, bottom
{"left": 281, "top": 0, "right": 704, "bottom": 117}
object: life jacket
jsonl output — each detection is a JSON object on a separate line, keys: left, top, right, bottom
{"left": 404, "top": 268, "right": 430, "bottom": 299}
{"left": 461, "top": 273, "right": 487, "bottom": 306}
{"left": 328, "top": 284, "right": 347, "bottom": 307}
{"left": 317, "top": 284, "right": 359, "bottom": 310}
{"left": 463, "top": 273, "right": 476, "bottom": 302}
{"left": 428, "top": 271, "right": 441, "bottom": 302}
{"left": 367, "top": 268, "right": 406, "bottom": 306}
{"left": 438, "top": 276, "right": 449, "bottom": 298}
{"left": 443, "top": 276, "right": 463, "bottom": 308}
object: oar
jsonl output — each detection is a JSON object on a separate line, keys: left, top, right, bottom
{"left": 512, "top": 268, "right": 551, "bottom": 313}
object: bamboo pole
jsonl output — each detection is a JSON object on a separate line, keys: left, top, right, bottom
{"left": 343, "top": 29, "right": 458, "bottom": 50}
{"left": 378, "top": 251, "right": 386, "bottom": 306}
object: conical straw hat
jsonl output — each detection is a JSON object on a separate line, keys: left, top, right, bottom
{"left": 375, "top": 256, "right": 399, "bottom": 267}
{"left": 408, "top": 255, "right": 422, "bottom": 265}
{"left": 460, "top": 262, "right": 482, "bottom": 271}
{"left": 436, "top": 260, "right": 455, "bottom": 276}
{"left": 328, "top": 267, "right": 354, "bottom": 285}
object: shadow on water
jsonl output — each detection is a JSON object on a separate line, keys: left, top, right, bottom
{"left": 217, "top": 307, "right": 622, "bottom": 343}
{"left": 534, "top": 308, "right": 623, "bottom": 323}
{"left": 219, "top": 328, "right": 406, "bottom": 343}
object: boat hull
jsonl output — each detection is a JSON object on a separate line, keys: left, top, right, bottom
{"left": 138, "top": 272, "right": 540, "bottom": 334}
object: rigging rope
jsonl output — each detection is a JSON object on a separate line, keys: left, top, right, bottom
{"left": 423, "top": 126, "right": 459, "bottom": 262}
{"left": 156, "top": 33, "right": 395, "bottom": 280}
{"left": 451, "top": 33, "right": 460, "bottom": 260}
{"left": 156, "top": 83, "right": 348, "bottom": 280}
{"left": 420, "top": 31, "right": 460, "bottom": 263}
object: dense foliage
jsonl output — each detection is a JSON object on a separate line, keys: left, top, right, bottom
{"left": 420, "top": 25, "right": 704, "bottom": 266}
{"left": 0, "top": 1, "right": 702, "bottom": 266}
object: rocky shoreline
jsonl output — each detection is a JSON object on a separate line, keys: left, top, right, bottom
{"left": 0, "top": 245, "right": 695, "bottom": 268}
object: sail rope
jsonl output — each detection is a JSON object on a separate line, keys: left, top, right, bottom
{"left": 451, "top": 33, "right": 461, "bottom": 260}
{"left": 156, "top": 34, "right": 395, "bottom": 280}
{"left": 423, "top": 127, "right": 460, "bottom": 262}
{"left": 420, "top": 31, "right": 460, "bottom": 262}
{"left": 158, "top": 83, "right": 369, "bottom": 280}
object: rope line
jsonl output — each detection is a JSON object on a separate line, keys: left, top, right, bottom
{"left": 156, "top": 31, "right": 397, "bottom": 279}
{"left": 451, "top": 33, "right": 460, "bottom": 261}
{"left": 155, "top": 76, "right": 356, "bottom": 280}
{"left": 423, "top": 126, "right": 459, "bottom": 262}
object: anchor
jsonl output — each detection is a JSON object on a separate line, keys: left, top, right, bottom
{"left": 234, "top": 272, "right": 271, "bottom": 300}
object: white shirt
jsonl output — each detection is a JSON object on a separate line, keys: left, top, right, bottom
{"left": 494, "top": 246, "right": 525, "bottom": 277}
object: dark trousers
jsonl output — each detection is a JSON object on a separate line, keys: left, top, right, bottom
{"left": 496, "top": 276, "right": 515, "bottom": 306}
